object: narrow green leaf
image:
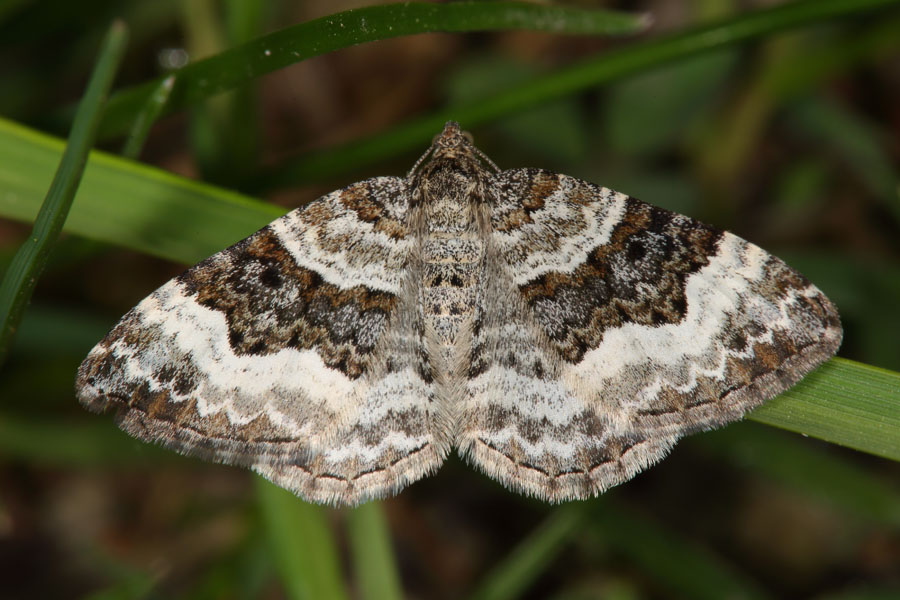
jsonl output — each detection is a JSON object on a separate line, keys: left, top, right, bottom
{"left": 0, "top": 117, "right": 284, "bottom": 265}
{"left": 221, "top": 0, "right": 267, "bottom": 175}
{"left": 90, "top": 2, "right": 646, "bottom": 139}
{"left": 121, "top": 75, "right": 175, "bottom": 160}
{"left": 225, "top": 0, "right": 268, "bottom": 44}
{"left": 346, "top": 503, "right": 405, "bottom": 600}
{"left": 749, "top": 358, "right": 900, "bottom": 461}
{"left": 0, "top": 119, "right": 897, "bottom": 461}
{"left": 259, "top": 0, "right": 900, "bottom": 189}
{"left": 180, "top": 0, "right": 265, "bottom": 184}
{"left": 443, "top": 57, "right": 589, "bottom": 164}
{"left": 0, "top": 21, "right": 128, "bottom": 366}
{"left": 468, "top": 505, "right": 586, "bottom": 600}
{"left": 256, "top": 477, "right": 349, "bottom": 600}
{"left": 588, "top": 500, "right": 771, "bottom": 600}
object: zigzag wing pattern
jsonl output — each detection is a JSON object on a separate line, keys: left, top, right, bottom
{"left": 77, "top": 177, "right": 449, "bottom": 505}
{"left": 457, "top": 169, "right": 841, "bottom": 502}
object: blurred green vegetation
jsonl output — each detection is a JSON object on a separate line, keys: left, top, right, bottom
{"left": 0, "top": 1, "right": 898, "bottom": 599}
{"left": 0, "top": 21, "right": 128, "bottom": 365}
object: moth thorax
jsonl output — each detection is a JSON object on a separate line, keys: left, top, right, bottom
{"left": 422, "top": 169, "right": 481, "bottom": 235}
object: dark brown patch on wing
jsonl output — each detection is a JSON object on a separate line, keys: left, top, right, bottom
{"left": 337, "top": 181, "right": 408, "bottom": 240}
{"left": 520, "top": 171, "right": 558, "bottom": 210}
{"left": 179, "top": 228, "right": 398, "bottom": 379}
{"left": 519, "top": 197, "right": 723, "bottom": 363}
{"left": 491, "top": 170, "right": 561, "bottom": 233}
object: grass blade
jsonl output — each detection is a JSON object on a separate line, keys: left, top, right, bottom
{"left": 89, "top": 2, "right": 646, "bottom": 139}
{"left": 256, "top": 477, "right": 349, "bottom": 600}
{"left": 345, "top": 503, "right": 405, "bottom": 600}
{"left": 749, "top": 358, "right": 900, "bottom": 461}
{"left": 468, "top": 505, "right": 586, "bottom": 600}
{"left": 0, "top": 117, "right": 283, "bottom": 265}
{"left": 0, "top": 21, "right": 128, "bottom": 366}
{"left": 120, "top": 74, "right": 175, "bottom": 160}
{"left": 259, "top": 0, "right": 900, "bottom": 188}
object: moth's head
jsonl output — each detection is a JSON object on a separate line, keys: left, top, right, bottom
{"left": 432, "top": 121, "right": 474, "bottom": 151}
{"left": 408, "top": 121, "right": 498, "bottom": 179}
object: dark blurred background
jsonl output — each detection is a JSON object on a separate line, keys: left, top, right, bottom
{"left": 0, "top": 1, "right": 898, "bottom": 599}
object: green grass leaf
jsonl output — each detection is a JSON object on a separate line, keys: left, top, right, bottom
{"left": 0, "top": 21, "right": 128, "bottom": 365}
{"left": 345, "top": 503, "right": 405, "bottom": 600}
{"left": 749, "top": 358, "right": 900, "bottom": 461}
{"left": 468, "top": 505, "right": 586, "bottom": 600}
{"left": 88, "top": 1, "right": 646, "bottom": 139}
{"left": 0, "top": 117, "right": 283, "bottom": 265}
{"left": 258, "top": 0, "right": 900, "bottom": 188}
{"left": 256, "top": 477, "right": 349, "bottom": 600}
{"left": 120, "top": 74, "right": 175, "bottom": 160}
{"left": 469, "top": 498, "right": 771, "bottom": 600}
{"left": 0, "top": 118, "right": 897, "bottom": 461}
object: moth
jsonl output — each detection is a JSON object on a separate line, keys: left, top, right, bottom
{"left": 77, "top": 122, "right": 841, "bottom": 505}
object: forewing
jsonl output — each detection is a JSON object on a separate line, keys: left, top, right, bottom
{"left": 458, "top": 168, "right": 841, "bottom": 502}
{"left": 77, "top": 177, "right": 448, "bottom": 505}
